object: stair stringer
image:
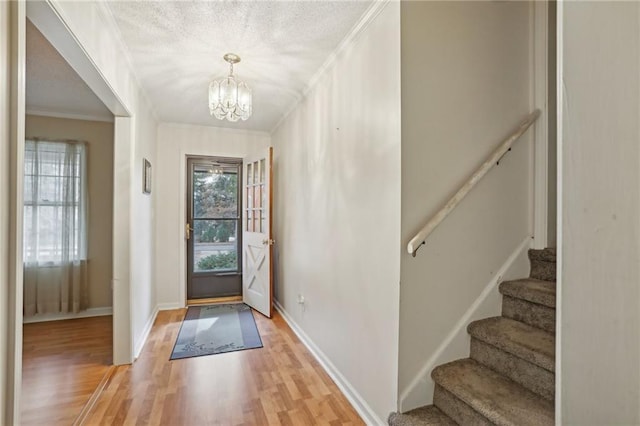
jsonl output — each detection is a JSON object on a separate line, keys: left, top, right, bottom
{"left": 398, "top": 236, "right": 531, "bottom": 413}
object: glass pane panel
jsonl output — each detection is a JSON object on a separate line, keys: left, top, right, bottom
{"left": 260, "top": 159, "right": 265, "bottom": 184}
{"left": 247, "top": 208, "right": 253, "bottom": 232}
{"left": 261, "top": 183, "right": 266, "bottom": 214}
{"left": 193, "top": 219, "right": 238, "bottom": 272}
{"left": 253, "top": 210, "right": 259, "bottom": 233}
{"left": 193, "top": 168, "right": 238, "bottom": 219}
{"left": 253, "top": 161, "right": 259, "bottom": 184}
{"left": 261, "top": 210, "right": 266, "bottom": 235}
{"left": 254, "top": 185, "right": 261, "bottom": 210}
{"left": 247, "top": 162, "right": 253, "bottom": 187}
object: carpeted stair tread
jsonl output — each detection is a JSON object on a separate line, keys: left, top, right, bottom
{"left": 388, "top": 405, "right": 457, "bottom": 426}
{"left": 528, "top": 248, "right": 556, "bottom": 263}
{"left": 468, "top": 317, "right": 555, "bottom": 372}
{"left": 432, "top": 359, "right": 554, "bottom": 426}
{"left": 499, "top": 279, "right": 555, "bottom": 308}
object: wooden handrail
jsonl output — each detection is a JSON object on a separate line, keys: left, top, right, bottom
{"left": 407, "top": 109, "right": 541, "bottom": 256}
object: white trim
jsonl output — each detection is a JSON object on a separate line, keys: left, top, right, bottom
{"left": 161, "top": 121, "right": 270, "bottom": 138}
{"left": 270, "top": 0, "right": 390, "bottom": 135}
{"left": 26, "top": 108, "right": 114, "bottom": 123}
{"left": 532, "top": 0, "right": 549, "bottom": 249}
{"left": 22, "top": 307, "right": 113, "bottom": 324}
{"left": 274, "top": 301, "right": 384, "bottom": 426}
{"left": 7, "top": 3, "right": 26, "bottom": 423}
{"left": 112, "top": 117, "right": 134, "bottom": 366}
{"left": 157, "top": 302, "right": 183, "bottom": 311}
{"left": 555, "top": 0, "right": 564, "bottom": 423}
{"left": 399, "top": 236, "right": 532, "bottom": 412}
{"left": 178, "top": 150, "right": 187, "bottom": 307}
{"left": 133, "top": 305, "right": 158, "bottom": 359}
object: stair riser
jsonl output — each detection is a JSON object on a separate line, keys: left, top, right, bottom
{"left": 530, "top": 260, "right": 556, "bottom": 281}
{"left": 502, "top": 296, "right": 555, "bottom": 333}
{"left": 470, "top": 339, "right": 555, "bottom": 401}
{"left": 433, "top": 385, "right": 493, "bottom": 426}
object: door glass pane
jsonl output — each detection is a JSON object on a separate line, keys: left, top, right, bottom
{"left": 193, "top": 166, "right": 238, "bottom": 219}
{"left": 254, "top": 185, "right": 261, "bottom": 210}
{"left": 247, "top": 208, "right": 253, "bottom": 232}
{"left": 247, "top": 162, "right": 253, "bottom": 187}
{"left": 260, "top": 158, "right": 265, "bottom": 184}
{"left": 253, "top": 210, "right": 259, "bottom": 233}
{"left": 261, "top": 209, "right": 266, "bottom": 235}
{"left": 253, "top": 161, "right": 259, "bottom": 184}
{"left": 193, "top": 219, "right": 238, "bottom": 272}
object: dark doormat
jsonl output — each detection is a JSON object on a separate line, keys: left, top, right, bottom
{"left": 170, "top": 303, "right": 263, "bottom": 360}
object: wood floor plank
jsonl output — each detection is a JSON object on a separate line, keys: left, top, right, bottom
{"left": 81, "top": 309, "right": 363, "bottom": 425}
{"left": 22, "top": 315, "right": 113, "bottom": 426}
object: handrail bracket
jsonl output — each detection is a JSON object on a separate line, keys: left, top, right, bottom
{"left": 411, "top": 241, "right": 425, "bottom": 257}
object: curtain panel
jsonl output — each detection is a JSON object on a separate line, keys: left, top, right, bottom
{"left": 23, "top": 139, "right": 89, "bottom": 316}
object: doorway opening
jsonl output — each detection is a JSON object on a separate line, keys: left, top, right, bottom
{"left": 186, "top": 156, "right": 243, "bottom": 301}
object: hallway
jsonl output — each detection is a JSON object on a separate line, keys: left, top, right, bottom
{"left": 81, "top": 309, "right": 363, "bottom": 425}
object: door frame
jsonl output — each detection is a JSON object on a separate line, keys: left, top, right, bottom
{"left": 185, "top": 155, "right": 243, "bottom": 300}
{"left": 531, "top": 0, "right": 550, "bottom": 249}
{"left": 6, "top": 7, "right": 136, "bottom": 425}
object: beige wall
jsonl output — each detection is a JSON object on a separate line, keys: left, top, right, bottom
{"left": 271, "top": 2, "right": 401, "bottom": 422}
{"left": 155, "top": 123, "right": 270, "bottom": 308}
{"left": 25, "top": 115, "right": 114, "bottom": 309}
{"left": 560, "top": 2, "right": 640, "bottom": 423}
{"left": 399, "top": 1, "right": 533, "bottom": 410}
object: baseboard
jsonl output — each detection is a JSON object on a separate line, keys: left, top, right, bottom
{"left": 274, "top": 300, "right": 385, "bottom": 426}
{"left": 132, "top": 302, "right": 185, "bottom": 360}
{"left": 399, "top": 236, "right": 532, "bottom": 412}
{"left": 157, "top": 302, "right": 183, "bottom": 310}
{"left": 133, "top": 305, "right": 159, "bottom": 360}
{"left": 23, "top": 306, "right": 112, "bottom": 323}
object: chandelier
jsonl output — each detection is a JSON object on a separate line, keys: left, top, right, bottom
{"left": 209, "top": 53, "right": 252, "bottom": 122}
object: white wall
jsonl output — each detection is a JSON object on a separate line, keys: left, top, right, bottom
{"left": 155, "top": 123, "right": 270, "bottom": 308}
{"left": 25, "top": 115, "right": 114, "bottom": 310}
{"left": 560, "top": 2, "right": 640, "bottom": 424}
{"left": 271, "top": 2, "right": 401, "bottom": 423}
{"left": 399, "top": 1, "right": 533, "bottom": 410}
{"left": 131, "top": 99, "right": 157, "bottom": 356}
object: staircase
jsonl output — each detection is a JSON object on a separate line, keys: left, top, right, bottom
{"left": 389, "top": 248, "right": 556, "bottom": 426}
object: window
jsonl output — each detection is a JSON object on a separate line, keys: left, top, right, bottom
{"left": 23, "top": 140, "right": 87, "bottom": 264}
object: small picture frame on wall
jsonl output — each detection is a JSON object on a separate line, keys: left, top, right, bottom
{"left": 143, "top": 158, "right": 152, "bottom": 194}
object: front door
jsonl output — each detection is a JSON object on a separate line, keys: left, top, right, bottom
{"left": 186, "top": 157, "right": 242, "bottom": 300}
{"left": 242, "top": 147, "right": 273, "bottom": 317}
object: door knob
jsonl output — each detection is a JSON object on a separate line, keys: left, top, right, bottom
{"left": 262, "top": 239, "right": 275, "bottom": 245}
{"left": 185, "top": 223, "right": 194, "bottom": 240}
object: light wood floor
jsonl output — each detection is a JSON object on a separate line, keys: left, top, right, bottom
{"left": 22, "top": 315, "right": 113, "bottom": 425}
{"left": 82, "top": 308, "right": 364, "bottom": 425}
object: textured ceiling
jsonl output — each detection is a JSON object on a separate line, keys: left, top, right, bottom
{"left": 106, "top": 1, "right": 373, "bottom": 131}
{"left": 26, "top": 20, "right": 113, "bottom": 120}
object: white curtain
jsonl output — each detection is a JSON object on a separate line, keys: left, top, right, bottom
{"left": 23, "top": 139, "right": 89, "bottom": 317}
